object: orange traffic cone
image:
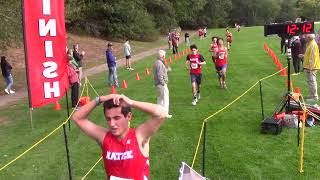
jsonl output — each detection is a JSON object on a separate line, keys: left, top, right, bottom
{"left": 164, "top": 59, "right": 168, "bottom": 65}
{"left": 146, "top": 68, "right": 150, "bottom": 76}
{"left": 281, "top": 69, "right": 287, "bottom": 76}
{"left": 136, "top": 73, "right": 141, "bottom": 80}
{"left": 182, "top": 50, "right": 185, "bottom": 56}
{"left": 174, "top": 54, "right": 177, "bottom": 60}
{"left": 111, "top": 85, "right": 117, "bottom": 94}
{"left": 122, "top": 80, "right": 128, "bottom": 89}
{"left": 295, "top": 87, "right": 301, "bottom": 94}
{"left": 168, "top": 57, "right": 172, "bottom": 63}
{"left": 178, "top": 52, "right": 181, "bottom": 59}
{"left": 54, "top": 101, "right": 61, "bottom": 110}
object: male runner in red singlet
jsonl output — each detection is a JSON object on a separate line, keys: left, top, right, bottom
{"left": 226, "top": 29, "right": 233, "bottom": 50}
{"left": 72, "top": 94, "right": 167, "bottom": 180}
{"left": 213, "top": 38, "right": 228, "bottom": 89}
{"left": 186, "top": 44, "right": 206, "bottom": 106}
{"left": 209, "top": 36, "right": 218, "bottom": 62}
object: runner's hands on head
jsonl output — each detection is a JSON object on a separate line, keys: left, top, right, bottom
{"left": 99, "top": 94, "right": 133, "bottom": 106}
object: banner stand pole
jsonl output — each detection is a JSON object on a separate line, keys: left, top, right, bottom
{"left": 62, "top": 124, "right": 73, "bottom": 180}
{"left": 29, "top": 108, "right": 34, "bottom": 130}
{"left": 259, "top": 80, "right": 265, "bottom": 120}
{"left": 202, "top": 121, "right": 207, "bottom": 177}
{"left": 65, "top": 88, "right": 71, "bottom": 130}
{"left": 21, "top": 0, "right": 34, "bottom": 130}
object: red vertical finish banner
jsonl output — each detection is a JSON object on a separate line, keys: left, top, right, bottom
{"left": 23, "top": 0, "right": 69, "bottom": 108}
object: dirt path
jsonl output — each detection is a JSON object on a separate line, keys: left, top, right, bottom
{"left": 0, "top": 45, "right": 167, "bottom": 108}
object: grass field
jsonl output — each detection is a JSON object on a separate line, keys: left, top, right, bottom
{"left": 1, "top": 26, "right": 320, "bottom": 180}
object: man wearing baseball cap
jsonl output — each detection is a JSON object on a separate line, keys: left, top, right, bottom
{"left": 106, "top": 42, "right": 119, "bottom": 87}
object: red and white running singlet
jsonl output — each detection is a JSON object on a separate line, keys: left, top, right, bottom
{"left": 226, "top": 32, "right": 233, "bottom": 42}
{"left": 102, "top": 128, "right": 149, "bottom": 180}
{"left": 215, "top": 47, "right": 228, "bottom": 67}
{"left": 186, "top": 54, "right": 205, "bottom": 74}
{"left": 210, "top": 43, "right": 218, "bottom": 51}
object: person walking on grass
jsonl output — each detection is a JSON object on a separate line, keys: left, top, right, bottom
{"left": 124, "top": 39, "right": 134, "bottom": 70}
{"left": 1, "top": 56, "right": 15, "bottom": 94}
{"left": 226, "top": 29, "right": 233, "bottom": 51}
{"left": 153, "top": 50, "right": 172, "bottom": 118}
{"left": 303, "top": 34, "right": 320, "bottom": 101}
{"left": 186, "top": 44, "right": 206, "bottom": 106}
{"left": 291, "top": 36, "right": 303, "bottom": 75}
{"left": 213, "top": 38, "right": 229, "bottom": 89}
{"left": 72, "top": 94, "right": 168, "bottom": 179}
{"left": 185, "top": 32, "right": 190, "bottom": 47}
{"left": 106, "top": 42, "right": 119, "bottom": 87}
{"left": 209, "top": 36, "right": 218, "bottom": 62}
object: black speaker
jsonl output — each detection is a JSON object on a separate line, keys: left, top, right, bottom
{"left": 261, "top": 117, "right": 283, "bottom": 135}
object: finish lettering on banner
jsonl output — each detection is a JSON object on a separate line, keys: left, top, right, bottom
{"left": 23, "top": 0, "right": 68, "bottom": 108}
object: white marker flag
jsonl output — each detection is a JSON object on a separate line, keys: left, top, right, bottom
{"left": 178, "top": 162, "right": 208, "bottom": 180}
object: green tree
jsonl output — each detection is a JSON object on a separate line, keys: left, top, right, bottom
{"left": 0, "top": 0, "right": 22, "bottom": 50}
{"left": 168, "top": 0, "right": 207, "bottom": 29}
{"left": 144, "top": 0, "right": 177, "bottom": 33}
{"left": 275, "top": 0, "right": 297, "bottom": 22}
{"left": 231, "top": 0, "right": 280, "bottom": 26}
{"left": 199, "top": 0, "right": 232, "bottom": 28}
{"left": 297, "top": 0, "right": 320, "bottom": 21}
{"left": 66, "top": 0, "right": 159, "bottom": 41}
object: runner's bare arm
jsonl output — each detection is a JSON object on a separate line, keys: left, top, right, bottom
{"left": 185, "top": 60, "right": 190, "bottom": 70}
{"left": 72, "top": 97, "right": 108, "bottom": 145}
{"left": 131, "top": 101, "right": 167, "bottom": 144}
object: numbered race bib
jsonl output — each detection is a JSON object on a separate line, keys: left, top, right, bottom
{"left": 218, "top": 53, "right": 225, "bottom": 60}
{"left": 191, "top": 63, "right": 198, "bottom": 69}
{"left": 110, "top": 176, "right": 133, "bottom": 180}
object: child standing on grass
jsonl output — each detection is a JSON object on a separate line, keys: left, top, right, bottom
{"left": 1, "top": 56, "right": 15, "bottom": 94}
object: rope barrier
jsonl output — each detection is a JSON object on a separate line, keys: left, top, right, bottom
{"left": 0, "top": 80, "right": 87, "bottom": 172}
{"left": 191, "top": 121, "right": 205, "bottom": 168}
{"left": 81, "top": 156, "right": 103, "bottom": 180}
{"left": 191, "top": 67, "right": 285, "bottom": 168}
{"left": 299, "top": 95, "right": 307, "bottom": 173}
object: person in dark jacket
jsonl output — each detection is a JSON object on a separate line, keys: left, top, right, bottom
{"left": 106, "top": 42, "right": 119, "bottom": 87}
{"left": 279, "top": 34, "right": 287, "bottom": 54}
{"left": 291, "top": 36, "right": 304, "bottom": 74}
{"left": 73, "top": 44, "right": 85, "bottom": 85}
{"left": 1, "top": 56, "right": 15, "bottom": 94}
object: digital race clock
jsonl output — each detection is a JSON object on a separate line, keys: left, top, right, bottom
{"left": 264, "top": 21, "right": 314, "bottom": 37}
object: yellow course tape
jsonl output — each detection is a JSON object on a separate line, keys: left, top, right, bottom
{"left": 0, "top": 80, "right": 87, "bottom": 172}
{"left": 299, "top": 95, "right": 307, "bottom": 173}
{"left": 191, "top": 67, "right": 286, "bottom": 168}
{"left": 81, "top": 156, "right": 103, "bottom": 180}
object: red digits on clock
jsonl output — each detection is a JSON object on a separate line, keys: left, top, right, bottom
{"left": 303, "top": 23, "right": 312, "bottom": 33}
{"left": 287, "top": 24, "right": 298, "bottom": 35}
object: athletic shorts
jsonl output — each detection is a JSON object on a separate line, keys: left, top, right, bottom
{"left": 190, "top": 73, "right": 202, "bottom": 85}
{"left": 216, "top": 64, "right": 227, "bottom": 71}
{"left": 125, "top": 55, "right": 131, "bottom": 59}
{"left": 227, "top": 38, "right": 232, "bottom": 43}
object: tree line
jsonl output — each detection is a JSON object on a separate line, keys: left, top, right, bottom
{"left": 1, "top": 0, "right": 320, "bottom": 49}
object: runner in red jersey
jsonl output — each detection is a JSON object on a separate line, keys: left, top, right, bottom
{"left": 185, "top": 44, "right": 206, "bottom": 106}
{"left": 226, "top": 29, "right": 233, "bottom": 50}
{"left": 198, "top": 28, "right": 203, "bottom": 40}
{"left": 72, "top": 94, "right": 168, "bottom": 180}
{"left": 209, "top": 36, "right": 218, "bottom": 62}
{"left": 213, "top": 38, "right": 228, "bottom": 89}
